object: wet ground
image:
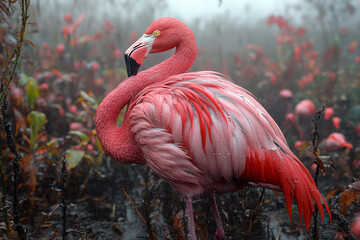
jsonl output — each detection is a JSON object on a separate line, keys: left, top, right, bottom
{"left": 18, "top": 152, "right": 356, "bottom": 240}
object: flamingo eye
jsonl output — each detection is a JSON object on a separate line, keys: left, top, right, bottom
{"left": 152, "top": 30, "right": 161, "bottom": 37}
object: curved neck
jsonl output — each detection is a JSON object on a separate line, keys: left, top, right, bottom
{"left": 95, "top": 38, "right": 197, "bottom": 164}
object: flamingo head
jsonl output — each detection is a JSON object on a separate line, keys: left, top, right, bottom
{"left": 124, "top": 17, "right": 193, "bottom": 77}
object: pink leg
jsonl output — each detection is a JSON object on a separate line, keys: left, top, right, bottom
{"left": 185, "top": 196, "right": 197, "bottom": 240}
{"left": 208, "top": 192, "right": 225, "bottom": 240}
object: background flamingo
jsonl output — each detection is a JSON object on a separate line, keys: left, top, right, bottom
{"left": 320, "top": 132, "right": 353, "bottom": 152}
{"left": 95, "top": 17, "right": 331, "bottom": 239}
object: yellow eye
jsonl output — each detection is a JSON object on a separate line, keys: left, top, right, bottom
{"left": 153, "top": 30, "right": 160, "bottom": 37}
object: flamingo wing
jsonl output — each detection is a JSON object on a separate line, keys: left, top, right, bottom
{"left": 127, "top": 71, "right": 330, "bottom": 229}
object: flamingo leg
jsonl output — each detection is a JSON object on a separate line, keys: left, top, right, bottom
{"left": 185, "top": 196, "right": 196, "bottom": 240}
{"left": 208, "top": 192, "right": 225, "bottom": 239}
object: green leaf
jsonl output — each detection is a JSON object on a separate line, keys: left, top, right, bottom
{"left": 26, "top": 76, "right": 39, "bottom": 109}
{"left": 66, "top": 149, "right": 85, "bottom": 169}
{"left": 95, "top": 136, "right": 104, "bottom": 154}
{"left": 47, "top": 138, "right": 59, "bottom": 148}
{"left": 19, "top": 73, "right": 31, "bottom": 86}
{"left": 28, "top": 111, "right": 47, "bottom": 150}
{"left": 69, "top": 130, "right": 89, "bottom": 145}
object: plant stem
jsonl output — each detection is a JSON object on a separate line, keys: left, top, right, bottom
{"left": 1, "top": 97, "right": 27, "bottom": 240}
{"left": 60, "top": 153, "right": 67, "bottom": 240}
{"left": 0, "top": 0, "right": 30, "bottom": 103}
{"left": 246, "top": 188, "right": 265, "bottom": 239}
{"left": 0, "top": 148, "right": 10, "bottom": 237}
{"left": 310, "top": 106, "right": 325, "bottom": 240}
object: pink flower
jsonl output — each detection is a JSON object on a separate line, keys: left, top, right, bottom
{"left": 104, "top": 20, "right": 114, "bottom": 32}
{"left": 298, "top": 74, "right": 314, "bottom": 87}
{"left": 305, "top": 50, "right": 318, "bottom": 59}
{"left": 294, "top": 46, "right": 301, "bottom": 61}
{"left": 131, "top": 30, "right": 138, "bottom": 43}
{"left": 296, "top": 27, "right": 306, "bottom": 37}
{"left": 41, "top": 43, "right": 49, "bottom": 50}
{"left": 56, "top": 44, "right": 65, "bottom": 56}
{"left": 58, "top": 107, "right": 65, "bottom": 116}
{"left": 294, "top": 141, "right": 304, "bottom": 150}
{"left": 301, "top": 41, "right": 313, "bottom": 51}
{"left": 324, "top": 107, "right": 334, "bottom": 120}
{"left": 114, "top": 49, "right": 122, "bottom": 60}
{"left": 74, "top": 61, "right": 80, "bottom": 71}
{"left": 64, "top": 13, "right": 73, "bottom": 25}
{"left": 332, "top": 117, "right": 341, "bottom": 129}
{"left": 285, "top": 113, "right": 296, "bottom": 124}
{"left": 349, "top": 41, "right": 358, "bottom": 53}
{"left": 69, "top": 105, "right": 78, "bottom": 113}
{"left": 267, "top": 15, "right": 276, "bottom": 26}
{"left": 270, "top": 75, "right": 277, "bottom": 85}
{"left": 276, "top": 16, "right": 287, "bottom": 29}
{"left": 328, "top": 72, "right": 336, "bottom": 81}
{"left": 356, "top": 125, "right": 360, "bottom": 135}
{"left": 39, "top": 83, "right": 49, "bottom": 91}
{"left": 311, "top": 164, "right": 317, "bottom": 174}
{"left": 92, "top": 63, "right": 99, "bottom": 72}
{"left": 340, "top": 27, "right": 348, "bottom": 33}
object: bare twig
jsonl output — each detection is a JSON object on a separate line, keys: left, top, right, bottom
{"left": 246, "top": 188, "right": 265, "bottom": 239}
{"left": 122, "top": 189, "right": 157, "bottom": 238}
{"left": 0, "top": 2, "right": 31, "bottom": 237}
{"left": 0, "top": 0, "right": 31, "bottom": 102}
{"left": 310, "top": 106, "right": 325, "bottom": 240}
{"left": 60, "top": 153, "right": 68, "bottom": 240}
{"left": 0, "top": 148, "right": 10, "bottom": 237}
{"left": 122, "top": 189, "right": 147, "bottom": 225}
{"left": 1, "top": 96, "right": 26, "bottom": 240}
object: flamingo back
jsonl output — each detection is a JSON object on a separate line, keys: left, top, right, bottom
{"left": 127, "top": 71, "right": 330, "bottom": 229}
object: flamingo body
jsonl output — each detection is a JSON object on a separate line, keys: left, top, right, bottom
{"left": 295, "top": 99, "right": 316, "bottom": 118}
{"left": 95, "top": 17, "right": 330, "bottom": 239}
{"left": 322, "top": 132, "right": 353, "bottom": 151}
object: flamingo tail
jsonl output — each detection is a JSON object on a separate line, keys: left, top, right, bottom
{"left": 241, "top": 148, "right": 332, "bottom": 231}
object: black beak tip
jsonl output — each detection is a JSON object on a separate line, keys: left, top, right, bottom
{"left": 124, "top": 54, "right": 141, "bottom": 77}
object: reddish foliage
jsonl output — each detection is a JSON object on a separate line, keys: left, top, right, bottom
{"left": 296, "top": 27, "right": 306, "bottom": 37}
{"left": 92, "top": 63, "right": 99, "bottom": 72}
{"left": 104, "top": 20, "right": 114, "bottom": 33}
{"left": 114, "top": 49, "right": 122, "bottom": 60}
{"left": 324, "top": 107, "right": 334, "bottom": 120}
{"left": 269, "top": 75, "right": 277, "bottom": 85}
{"left": 328, "top": 72, "right": 336, "bottom": 81}
{"left": 340, "top": 27, "right": 348, "bottom": 33}
{"left": 306, "top": 50, "right": 318, "bottom": 59}
{"left": 56, "top": 44, "right": 65, "bottom": 56}
{"left": 349, "top": 41, "right": 357, "bottom": 53}
{"left": 298, "top": 74, "right": 314, "bottom": 87}
{"left": 64, "top": 13, "right": 73, "bottom": 25}
{"left": 332, "top": 117, "right": 341, "bottom": 129}
{"left": 294, "top": 46, "right": 301, "bottom": 61}
{"left": 131, "top": 30, "right": 138, "bottom": 43}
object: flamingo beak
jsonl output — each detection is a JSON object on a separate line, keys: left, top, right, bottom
{"left": 124, "top": 34, "right": 155, "bottom": 77}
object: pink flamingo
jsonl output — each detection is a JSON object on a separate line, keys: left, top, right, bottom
{"left": 321, "top": 132, "right": 353, "bottom": 152}
{"left": 95, "top": 17, "right": 331, "bottom": 239}
{"left": 294, "top": 99, "right": 316, "bottom": 140}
